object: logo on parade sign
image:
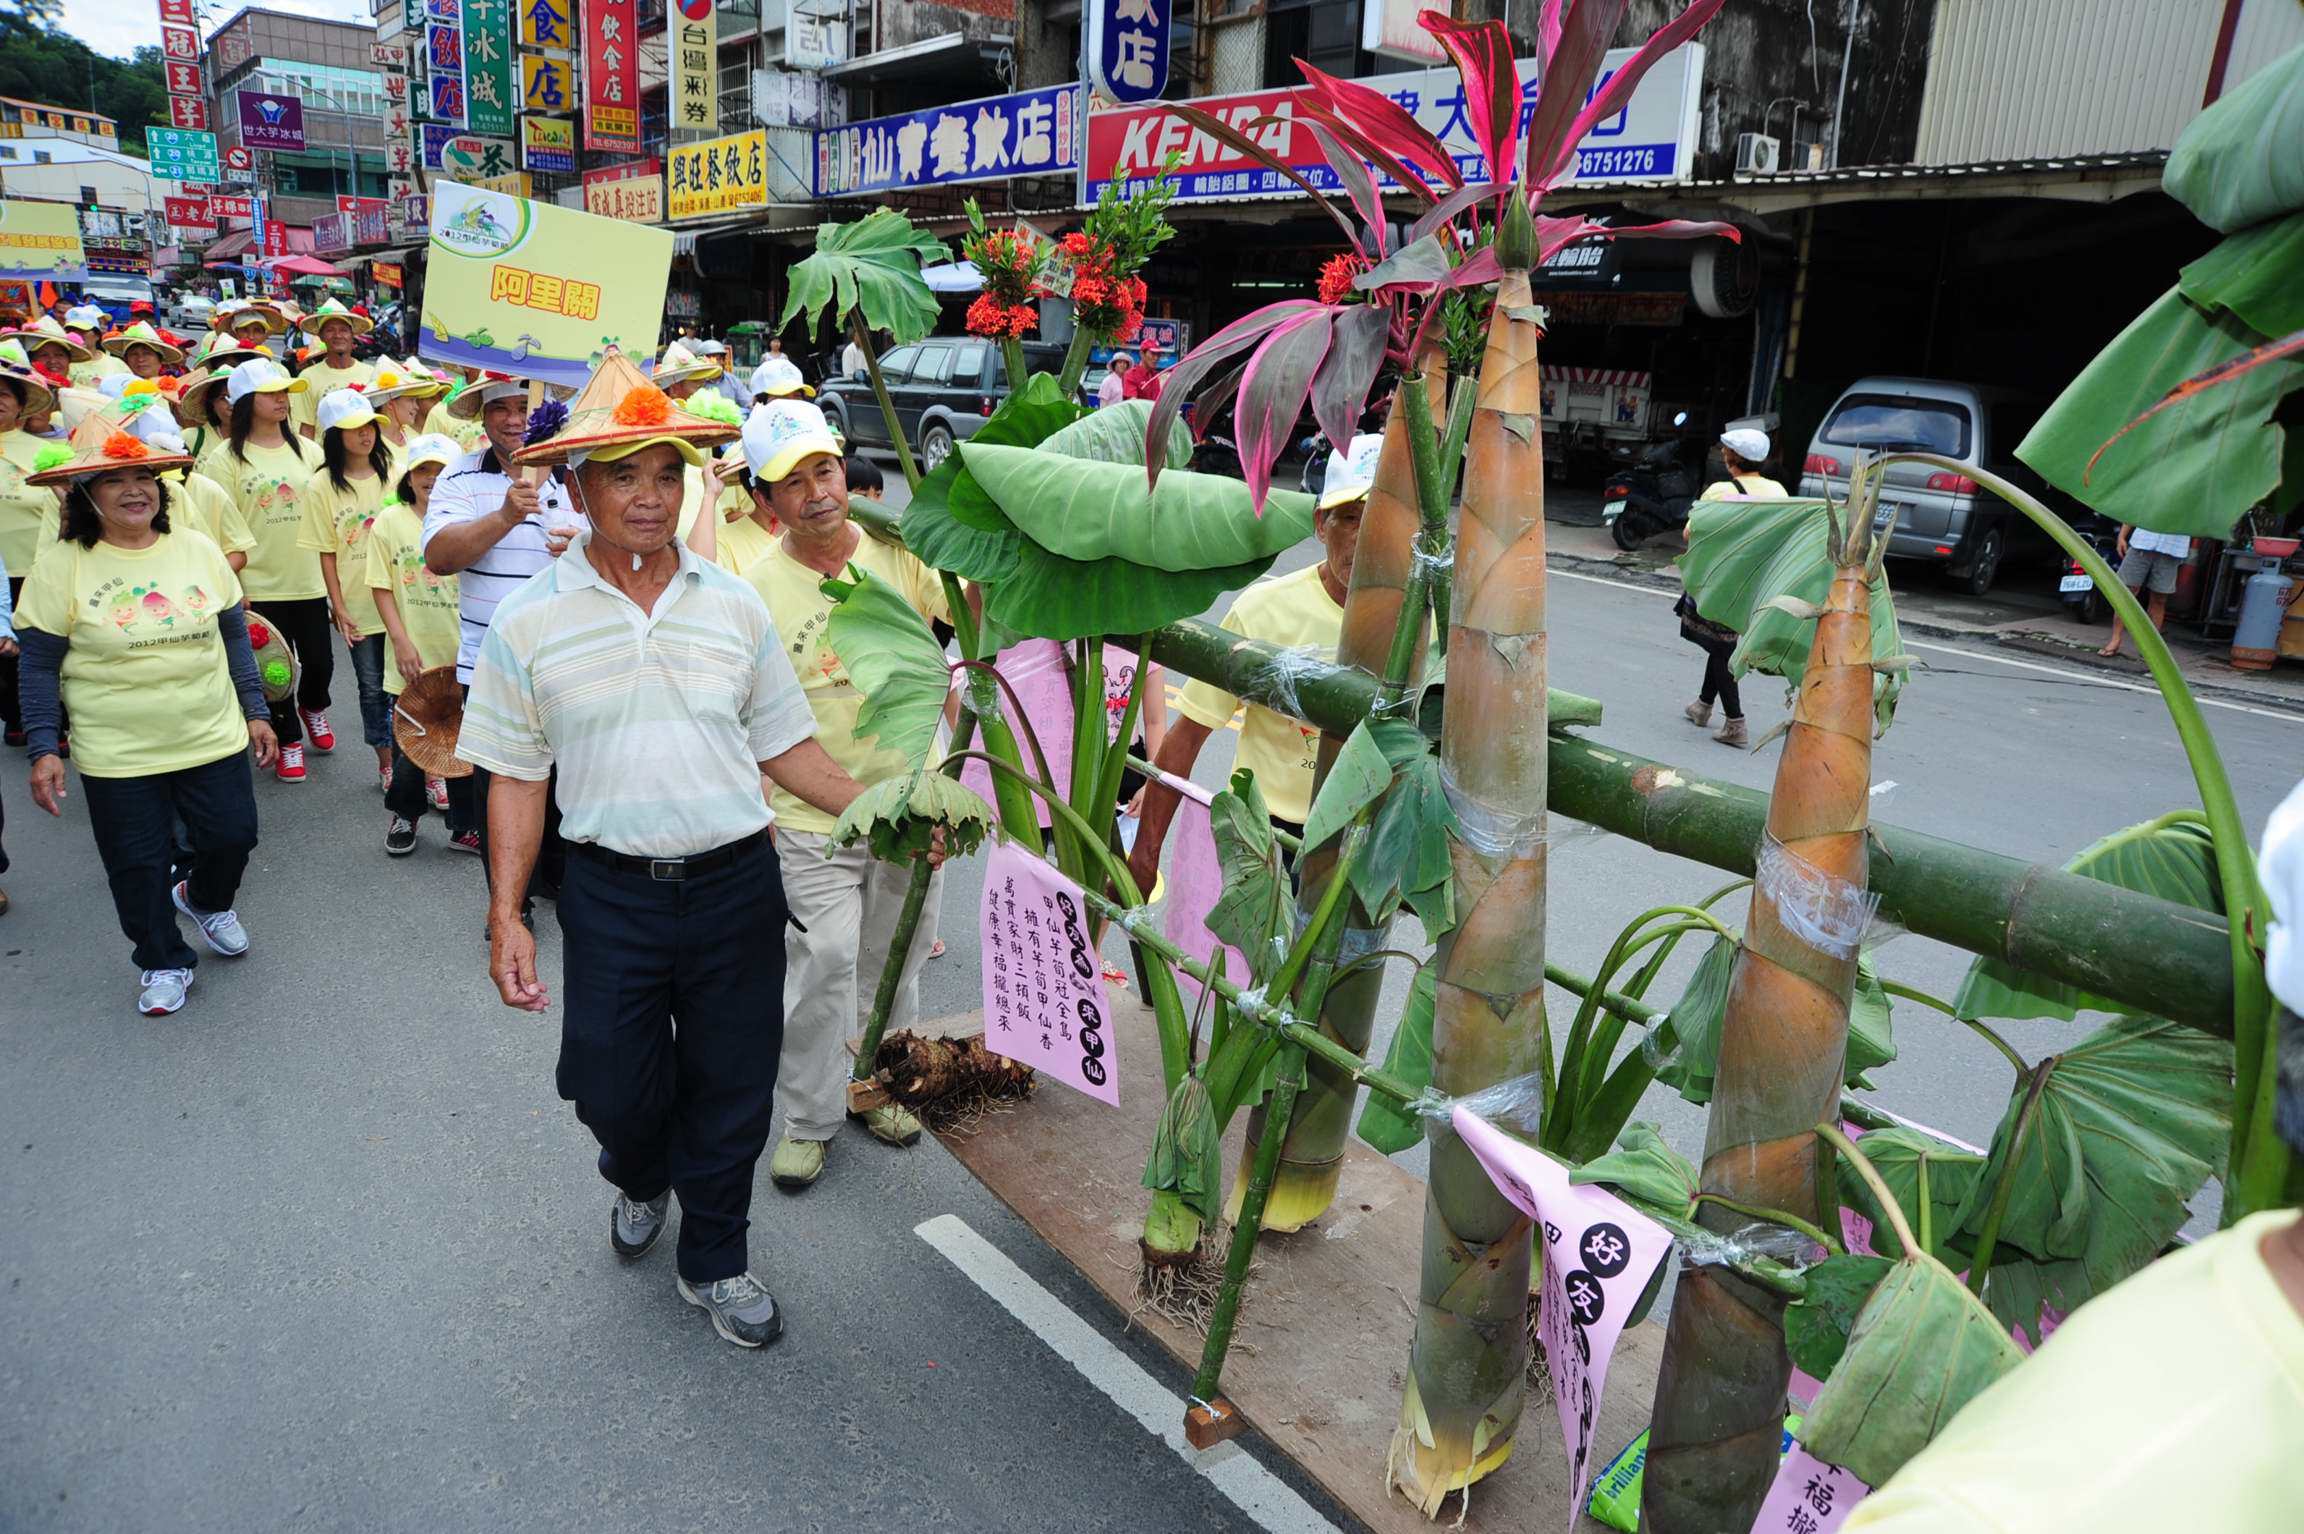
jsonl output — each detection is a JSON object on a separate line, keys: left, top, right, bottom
{"left": 818, "top": 83, "right": 1078, "bottom": 198}
{"left": 236, "top": 89, "right": 307, "bottom": 150}
{"left": 1082, "top": 45, "right": 1703, "bottom": 203}
{"left": 430, "top": 182, "right": 525, "bottom": 257}
{"left": 1087, "top": 0, "right": 1170, "bottom": 105}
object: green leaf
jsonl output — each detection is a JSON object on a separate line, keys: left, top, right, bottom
{"left": 1953, "top": 814, "right": 2219, "bottom": 1023}
{"left": 1782, "top": 1253, "right": 1895, "bottom": 1382}
{"left": 1205, "top": 769, "right": 1287, "bottom": 987}
{"left": 1355, "top": 965, "right": 1439, "bottom": 1154}
{"left": 1836, "top": 1127, "right": 1986, "bottom": 1261}
{"left": 1569, "top": 1122, "right": 1700, "bottom": 1216}
{"left": 1352, "top": 749, "right": 1457, "bottom": 927}
{"left": 1040, "top": 396, "right": 1194, "bottom": 468}
{"left": 1679, "top": 497, "right": 1909, "bottom": 733}
{"left": 900, "top": 456, "right": 1023, "bottom": 584}
{"left": 1143, "top": 1076, "right": 1225, "bottom": 1224}
{"left": 1951, "top": 1016, "right": 2232, "bottom": 1322}
{"left": 821, "top": 564, "right": 952, "bottom": 773}
{"left": 960, "top": 443, "right": 1319, "bottom": 570}
{"left": 1799, "top": 1252, "right": 2026, "bottom": 1489}
{"left": 1300, "top": 720, "right": 1391, "bottom": 856}
{"left": 778, "top": 209, "right": 949, "bottom": 346}
{"left": 985, "top": 541, "right": 1278, "bottom": 643}
{"left": 828, "top": 771, "right": 993, "bottom": 864}
{"left": 948, "top": 374, "right": 1085, "bottom": 532}
{"left": 1661, "top": 938, "right": 1896, "bottom": 1106}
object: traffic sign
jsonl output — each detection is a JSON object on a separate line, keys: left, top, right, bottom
{"left": 148, "top": 125, "right": 221, "bottom": 181}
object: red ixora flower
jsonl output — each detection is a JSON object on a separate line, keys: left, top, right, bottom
{"left": 965, "top": 294, "right": 1038, "bottom": 340}
{"left": 1317, "top": 252, "right": 1367, "bottom": 306}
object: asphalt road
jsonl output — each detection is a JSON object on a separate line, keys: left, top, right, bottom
{"left": 5, "top": 471, "right": 2297, "bottom": 1531}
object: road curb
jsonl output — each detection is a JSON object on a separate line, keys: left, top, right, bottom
{"left": 1545, "top": 550, "right": 2304, "bottom": 718}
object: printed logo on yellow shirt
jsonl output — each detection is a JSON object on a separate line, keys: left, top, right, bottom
{"left": 84, "top": 574, "right": 214, "bottom": 640}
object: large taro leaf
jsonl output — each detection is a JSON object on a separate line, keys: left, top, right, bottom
{"left": 1949, "top": 1016, "right": 2231, "bottom": 1324}
{"left": 946, "top": 374, "right": 1085, "bottom": 532}
{"left": 1569, "top": 1121, "right": 1699, "bottom": 1216}
{"left": 1680, "top": 496, "right": 1908, "bottom": 734}
{"left": 897, "top": 374, "right": 1087, "bottom": 580}
{"left": 1659, "top": 937, "right": 1898, "bottom": 1106}
{"left": 985, "top": 543, "right": 1277, "bottom": 643}
{"left": 1953, "top": 814, "right": 2221, "bottom": 1023}
{"left": 821, "top": 563, "right": 954, "bottom": 772}
{"left": 1799, "top": 1252, "right": 2024, "bottom": 1488}
{"left": 1837, "top": 1126, "right": 1987, "bottom": 1262}
{"left": 1355, "top": 964, "right": 1440, "bottom": 1154}
{"left": 779, "top": 208, "right": 949, "bottom": 347}
{"left": 1782, "top": 1253, "right": 1895, "bottom": 1383}
{"left": 1204, "top": 769, "right": 1287, "bottom": 988}
{"left": 1041, "top": 397, "right": 1193, "bottom": 468}
{"left": 960, "top": 443, "right": 1318, "bottom": 571}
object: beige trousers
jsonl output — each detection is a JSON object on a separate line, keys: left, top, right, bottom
{"left": 775, "top": 828, "right": 943, "bottom": 1142}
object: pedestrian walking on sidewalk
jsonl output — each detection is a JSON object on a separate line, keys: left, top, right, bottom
{"left": 1677, "top": 428, "right": 1786, "bottom": 749}
{"left": 15, "top": 406, "right": 276, "bottom": 1015}
{"left": 2098, "top": 524, "right": 2191, "bottom": 659}
{"left": 459, "top": 350, "right": 934, "bottom": 1350}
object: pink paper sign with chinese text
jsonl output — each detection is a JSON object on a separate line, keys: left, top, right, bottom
{"left": 959, "top": 639, "right": 1146, "bottom": 830}
{"left": 1154, "top": 767, "right": 1251, "bottom": 1005}
{"left": 1452, "top": 1105, "right": 1672, "bottom": 1531}
{"left": 979, "top": 841, "right": 1121, "bottom": 1107}
{"left": 1750, "top": 1442, "right": 1869, "bottom": 1533}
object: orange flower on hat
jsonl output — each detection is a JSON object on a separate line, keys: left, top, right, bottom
{"left": 102, "top": 430, "right": 151, "bottom": 460}
{"left": 613, "top": 384, "right": 672, "bottom": 427}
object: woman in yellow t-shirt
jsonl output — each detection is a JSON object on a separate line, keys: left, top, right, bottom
{"left": 0, "top": 358, "right": 59, "bottom": 749}
{"left": 204, "top": 357, "right": 331, "bottom": 784}
{"left": 14, "top": 407, "right": 277, "bottom": 1016}
{"left": 299, "top": 387, "right": 396, "bottom": 788}
{"left": 365, "top": 433, "right": 474, "bottom": 856}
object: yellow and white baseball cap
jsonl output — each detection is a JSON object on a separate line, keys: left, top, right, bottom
{"left": 225, "top": 357, "right": 308, "bottom": 403}
{"left": 1317, "top": 432, "right": 1385, "bottom": 511}
{"left": 399, "top": 431, "right": 464, "bottom": 473}
{"left": 748, "top": 355, "right": 815, "bottom": 399}
{"left": 315, "top": 386, "right": 379, "bottom": 433}
{"left": 741, "top": 398, "right": 841, "bottom": 484}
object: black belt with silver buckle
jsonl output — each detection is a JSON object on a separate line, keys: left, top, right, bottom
{"left": 572, "top": 828, "right": 770, "bottom": 882}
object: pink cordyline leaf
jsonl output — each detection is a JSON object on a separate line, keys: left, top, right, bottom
{"left": 1145, "top": 300, "right": 1324, "bottom": 492}
{"left": 1235, "top": 309, "right": 1336, "bottom": 515}
{"left": 1309, "top": 303, "right": 1391, "bottom": 451}
{"left": 1410, "top": 179, "right": 1506, "bottom": 247}
{"left": 2086, "top": 326, "right": 2304, "bottom": 483}
{"left": 1294, "top": 118, "right": 1389, "bottom": 255}
{"left": 1295, "top": 60, "right": 1463, "bottom": 191}
{"left": 1294, "top": 84, "right": 1444, "bottom": 207}
{"left": 1419, "top": 11, "right": 1520, "bottom": 196}
{"left": 1536, "top": 216, "right": 1742, "bottom": 263}
{"left": 1536, "top": 0, "right": 1729, "bottom": 189}
{"left": 1538, "top": 0, "right": 1567, "bottom": 68}
{"left": 1165, "top": 102, "right": 1362, "bottom": 251}
{"left": 1522, "top": 0, "right": 1629, "bottom": 191}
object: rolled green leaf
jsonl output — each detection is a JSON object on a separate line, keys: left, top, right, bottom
{"left": 960, "top": 442, "right": 1317, "bottom": 570}
{"left": 1570, "top": 1121, "right": 1701, "bottom": 1215}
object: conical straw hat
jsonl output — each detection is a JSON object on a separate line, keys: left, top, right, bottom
{"left": 511, "top": 345, "right": 740, "bottom": 469}
{"left": 392, "top": 665, "right": 472, "bottom": 778}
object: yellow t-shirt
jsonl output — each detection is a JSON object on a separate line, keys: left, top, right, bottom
{"left": 1176, "top": 561, "right": 1345, "bottom": 825}
{"left": 1699, "top": 472, "right": 1790, "bottom": 500}
{"left": 362, "top": 501, "right": 461, "bottom": 695}
{"left": 0, "top": 428, "right": 56, "bottom": 574}
{"left": 202, "top": 438, "right": 323, "bottom": 601}
{"left": 70, "top": 352, "right": 130, "bottom": 390}
{"left": 165, "top": 470, "right": 258, "bottom": 560}
{"left": 289, "top": 358, "right": 373, "bottom": 433}
{"left": 424, "top": 400, "right": 484, "bottom": 450}
{"left": 744, "top": 529, "right": 947, "bottom": 835}
{"left": 1845, "top": 1211, "right": 2304, "bottom": 1532}
{"left": 12, "top": 527, "right": 249, "bottom": 778}
{"left": 297, "top": 469, "right": 387, "bottom": 635}
{"left": 715, "top": 513, "right": 778, "bottom": 578}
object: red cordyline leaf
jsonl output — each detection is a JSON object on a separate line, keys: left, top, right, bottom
{"left": 1538, "top": 0, "right": 1567, "bottom": 67}
{"left": 1144, "top": 299, "right": 1325, "bottom": 492}
{"left": 1235, "top": 308, "right": 1334, "bottom": 514}
{"left": 1536, "top": 216, "right": 1742, "bottom": 263}
{"left": 1285, "top": 117, "right": 1389, "bottom": 255}
{"left": 1293, "top": 90, "right": 1442, "bottom": 209}
{"left": 1522, "top": 0, "right": 1629, "bottom": 190}
{"left": 1165, "top": 102, "right": 1362, "bottom": 252}
{"left": 1418, "top": 11, "right": 1520, "bottom": 196}
{"left": 1310, "top": 303, "right": 1390, "bottom": 451}
{"left": 1534, "top": 0, "right": 1729, "bottom": 190}
{"left": 1295, "top": 60, "right": 1462, "bottom": 192}
{"left": 2085, "top": 326, "right": 2304, "bottom": 484}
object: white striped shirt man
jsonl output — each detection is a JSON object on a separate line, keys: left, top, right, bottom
{"left": 420, "top": 445, "right": 575, "bottom": 683}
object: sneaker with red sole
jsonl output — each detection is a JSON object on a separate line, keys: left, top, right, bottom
{"left": 448, "top": 829, "right": 482, "bottom": 855}
{"left": 274, "top": 742, "right": 307, "bottom": 783}
{"left": 427, "top": 777, "right": 450, "bottom": 811}
{"left": 298, "top": 708, "right": 335, "bottom": 753}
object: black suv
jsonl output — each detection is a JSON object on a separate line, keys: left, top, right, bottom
{"left": 819, "top": 336, "right": 1074, "bottom": 469}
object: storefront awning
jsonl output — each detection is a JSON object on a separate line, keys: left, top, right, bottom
{"left": 821, "top": 32, "right": 1010, "bottom": 85}
{"left": 1636, "top": 152, "right": 2172, "bottom": 217}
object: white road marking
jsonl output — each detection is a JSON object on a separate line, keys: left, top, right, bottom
{"left": 914, "top": 1213, "right": 1340, "bottom": 1534}
{"left": 1549, "top": 564, "right": 2301, "bottom": 726}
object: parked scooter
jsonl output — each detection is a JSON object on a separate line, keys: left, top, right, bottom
{"left": 2057, "top": 518, "right": 2123, "bottom": 625}
{"left": 1603, "top": 412, "right": 1701, "bottom": 550}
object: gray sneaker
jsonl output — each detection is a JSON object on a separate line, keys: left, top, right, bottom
{"left": 138, "top": 967, "right": 195, "bottom": 1016}
{"left": 171, "top": 881, "right": 249, "bottom": 957}
{"left": 676, "top": 1270, "right": 783, "bottom": 1348}
{"left": 611, "top": 1192, "right": 669, "bottom": 1258}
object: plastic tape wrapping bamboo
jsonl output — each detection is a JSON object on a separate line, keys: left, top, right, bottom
{"left": 1440, "top": 759, "right": 1546, "bottom": 860}
{"left": 1753, "top": 832, "right": 1878, "bottom": 963}
{"left": 1676, "top": 1221, "right": 1825, "bottom": 1270}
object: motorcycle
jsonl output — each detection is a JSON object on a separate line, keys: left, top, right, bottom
{"left": 2058, "top": 518, "right": 2122, "bottom": 625}
{"left": 1602, "top": 411, "right": 1701, "bottom": 551}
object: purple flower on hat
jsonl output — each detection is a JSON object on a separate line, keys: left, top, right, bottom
{"left": 523, "top": 397, "right": 569, "bottom": 446}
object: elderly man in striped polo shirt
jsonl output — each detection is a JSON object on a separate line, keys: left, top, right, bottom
{"left": 458, "top": 352, "right": 931, "bottom": 1350}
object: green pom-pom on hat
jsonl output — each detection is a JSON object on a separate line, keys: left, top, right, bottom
{"left": 33, "top": 443, "right": 73, "bottom": 473}
{"left": 687, "top": 393, "right": 740, "bottom": 426}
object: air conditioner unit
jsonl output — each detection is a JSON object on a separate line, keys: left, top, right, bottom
{"left": 1736, "top": 132, "right": 1781, "bottom": 176}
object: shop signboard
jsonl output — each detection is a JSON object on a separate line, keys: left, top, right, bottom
{"left": 236, "top": 89, "right": 307, "bottom": 151}
{"left": 581, "top": 167, "right": 662, "bottom": 223}
{"left": 424, "top": 124, "right": 516, "bottom": 179}
{"left": 817, "top": 84, "right": 1078, "bottom": 199}
{"left": 461, "top": 0, "right": 516, "bottom": 138}
{"left": 519, "top": 0, "right": 573, "bottom": 48}
{"left": 521, "top": 114, "right": 577, "bottom": 172}
{"left": 312, "top": 212, "right": 353, "bottom": 255}
{"left": 581, "top": 0, "right": 640, "bottom": 151}
{"left": 672, "top": 0, "right": 716, "bottom": 136}
{"left": 210, "top": 192, "right": 255, "bottom": 219}
{"left": 666, "top": 130, "right": 768, "bottom": 221}
{"left": 1086, "top": 0, "right": 1169, "bottom": 105}
{"left": 165, "top": 194, "right": 212, "bottom": 228}
{"left": 168, "top": 95, "right": 209, "bottom": 130}
{"left": 521, "top": 53, "right": 573, "bottom": 115}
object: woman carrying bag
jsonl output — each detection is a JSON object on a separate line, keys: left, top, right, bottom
{"left": 15, "top": 405, "right": 277, "bottom": 1015}
{"left": 1676, "top": 428, "right": 1788, "bottom": 750}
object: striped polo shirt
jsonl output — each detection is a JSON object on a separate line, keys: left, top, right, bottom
{"left": 419, "top": 444, "right": 575, "bottom": 683}
{"left": 457, "top": 530, "right": 819, "bottom": 858}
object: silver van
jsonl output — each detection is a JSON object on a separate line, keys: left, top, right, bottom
{"left": 1796, "top": 377, "right": 2044, "bottom": 594}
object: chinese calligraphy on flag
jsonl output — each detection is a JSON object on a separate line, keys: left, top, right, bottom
{"left": 581, "top": 0, "right": 640, "bottom": 151}
{"left": 672, "top": 0, "right": 717, "bottom": 137}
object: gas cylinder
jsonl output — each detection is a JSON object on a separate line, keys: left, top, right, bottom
{"left": 2231, "top": 564, "right": 2294, "bottom": 670}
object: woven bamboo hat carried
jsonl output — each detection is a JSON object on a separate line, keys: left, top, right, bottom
{"left": 218, "top": 298, "right": 288, "bottom": 337}
{"left": 445, "top": 370, "right": 526, "bottom": 422}
{"left": 102, "top": 320, "right": 187, "bottom": 367}
{"left": 2, "top": 314, "right": 93, "bottom": 364}
{"left": 242, "top": 610, "right": 301, "bottom": 705}
{"left": 392, "top": 665, "right": 471, "bottom": 778}
{"left": 26, "top": 395, "right": 198, "bottom": 486}
{"left": 511, "top": 345, "right": 740, "bottom": 469}
{"left": 649, "top": 338, "right": 721, "bottom": 388}
{"left": 365, "top": 356, "right": 448, "bottom": 405}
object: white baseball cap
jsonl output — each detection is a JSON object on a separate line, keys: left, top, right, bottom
{"left": 63, "top": 304, "right": 107, "bottom": 333}
{"left": 398, "top": 432, "right": 464, "bottom": 473}
{"left": 315, "top": 386, "right": 379, "bottom": 433}
{"left": 225, "top": 357, "right": 307, "bottom": 403}
{"left": 741, "top": 398, "right": 842, "bottom": 484}
{"left": 749, "top": 355, "right": 815, "bottom": 399}
{"left": 1720, "top": 427, "right": 1771, "bottom": 462}
{"left": 1318, "top": 432, "right": 1385, "bottom": 511}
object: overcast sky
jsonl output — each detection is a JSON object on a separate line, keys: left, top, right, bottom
{"left": 59, "top": 0, "right": 373, "bottom": 62}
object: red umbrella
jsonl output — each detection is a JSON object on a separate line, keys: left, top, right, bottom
{"left": 263, "top": 254, "right": 348, "bottom": 278}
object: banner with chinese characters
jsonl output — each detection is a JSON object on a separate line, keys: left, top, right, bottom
{"left": 372, "top": 260, "right": 404, "bottom": 288}
{"left": 379, "top": 59, "right": 414, "bottom": 179}
{"left": 580, "top": 160, "right": 661, "bottom": 222}
{"left": 423, "top": 126, "right": 518, "bottom": 180}
{"left": 460, "top": 0, "right": 515, "bottom": 138}
{"left": 521, "top": 114, "right": 576, "bottom": 173}
{"left": 160, "top": 0, "right": 204, "bottom": 142}
{"left": 671, "top": 0, "right": 716, "bottom": 138}
{"left": 665, "top": 129, "right": 767, "bottom": 221}
{"left": 421, "top": 180, "right": 670, "bottom": 387}
{"left": 209, "top": 192, "right": 254, "bottom": 219}
{"left": 817, "top": 84, "right": 1078, "bottom": 199}
{"left": 978, "top": 841, "right": 1121, "bottom": 1107}
{"left": 0, "top": 199, "right": 89, "bottom": 281}
{"left": 520, "top": 53, "right": 574, "bottom": 117}
{"left": 164, "top": 194, "right": 212, "bottom": 229}
{"left": 1087, "top": 0, "right": 1169, "bottom": 104}
{"left": 427, "top": 14, "right": 466, "bottom": 127}
{"left": 580, "top": 0, "right": 639, "bottom": 151}
{"left": 235, "top": 89, "right": 306, "bottom": 151}
{"left": 519, "top": 0, "right": 573, "bottom": 48}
